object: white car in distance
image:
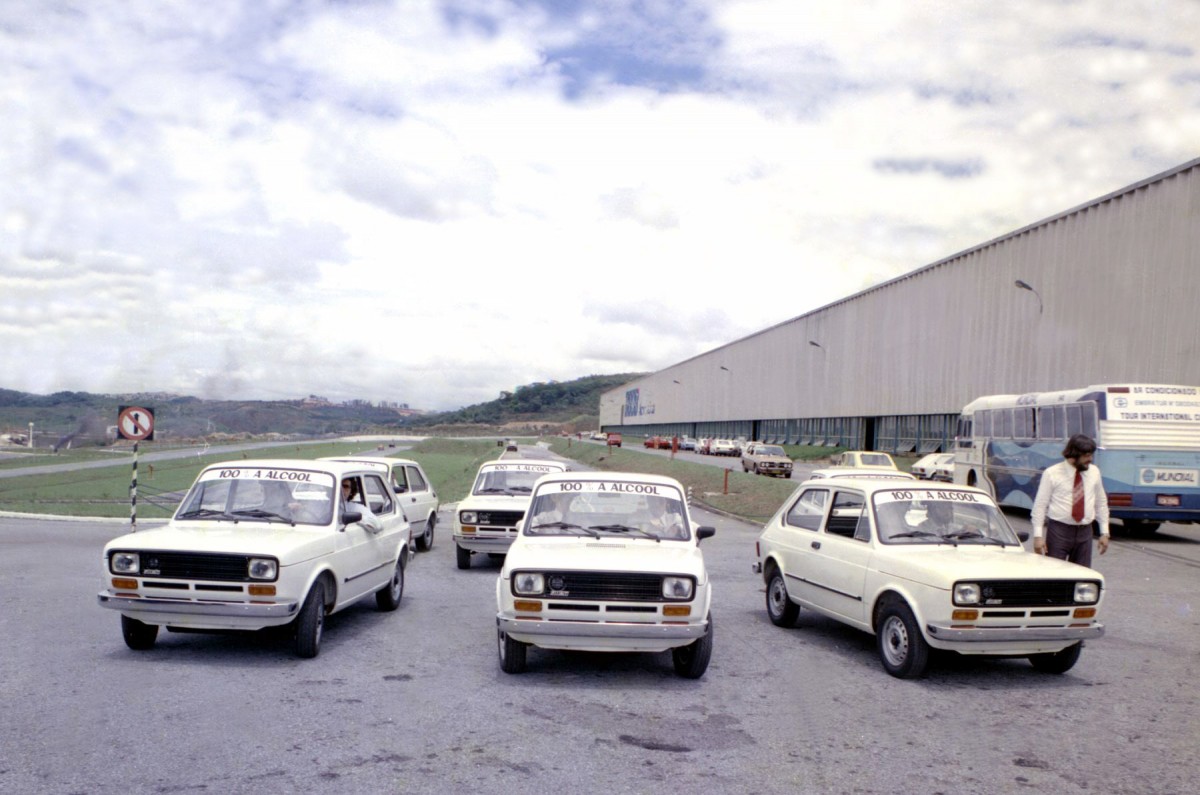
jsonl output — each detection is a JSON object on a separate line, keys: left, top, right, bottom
{"left": 496, "top": 471, "right": 715, "bottom": 678}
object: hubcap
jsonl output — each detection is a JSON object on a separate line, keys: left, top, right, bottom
{"left": 881, "top": 616, "right": 908, "bottom": 667}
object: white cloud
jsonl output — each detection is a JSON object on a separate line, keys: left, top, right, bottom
{"left": 1, "top": 0, "right": 1198, "bottom": 410}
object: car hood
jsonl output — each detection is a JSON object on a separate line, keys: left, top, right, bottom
{"left": 752, "top": 455, "right": 792, "bottom": 463}
{"left": 504, "top": 536, "right": 707, "bottom": 579}
{"left": 877, "top": 545, "right": 1104, "bottom": 588}
{"left": 459, "top": 494, "right": 534, "bottom": 511}
{"left": 103, "top": 523, "right": 336, "bottom": 565}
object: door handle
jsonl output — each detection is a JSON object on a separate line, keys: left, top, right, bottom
{"left": 811, "top": 541, "right": 821, "bottom": 550}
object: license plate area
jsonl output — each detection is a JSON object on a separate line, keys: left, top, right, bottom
{"left": 1157, "top": 494, "right": 1181, "bottom": 507}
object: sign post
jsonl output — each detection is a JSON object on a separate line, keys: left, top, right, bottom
{"left": 117, "top": 406, "right": 155, "bottom": 531}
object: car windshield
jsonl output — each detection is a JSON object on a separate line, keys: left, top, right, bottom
{"left": 473, "top": 466, "right": 560, "bottom": 495}
{"left": 176, "top": 468, "right": 335, "bottom": 526}
{"left": 860, "top": 454, "right": 893, "bottom": 467}
{"left": 872, "top": 489, "right": 1021, "bottom": 546}
{"left": 525, "top": 482, "right": 690, "bottom": 540}
{"left": 758, "top": 446, "right": 786, "bottom": 456}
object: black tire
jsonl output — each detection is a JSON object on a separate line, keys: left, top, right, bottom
{"left": 1029, "top": 642, "right": 1082, "bottom": 674}
{"left": 498, "top": 628, "right": 527, "bottom": 674}
{"left": 876, "top": 600, "right": 930, "bottom": 678}
{"left": 765, "top": 568, "right": 800, "bottom": 627}
{"left": 375, "top": 555, "right": 405, "bottom": 611}
{"left": 416, "top": 516, "right": 435, "bottom": 551}
{"left": 294, "top": 580, "right": 326, "bottom": 658}
{"left": 672, "top": 613, "right": 713, "bottom": 679}
{"left": 121, "top": 615, "right": 158, "bottom": 650}
{"left": 1122, "top": 520, "right": 1160, "bottom": 536}
{"left": 456, "top": 544, "right": 471, "bottom": 569}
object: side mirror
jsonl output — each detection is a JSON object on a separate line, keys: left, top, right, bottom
{"left": 341, "top": 509, "right": 363, "bottom": 530}
{"left": 695, "top": 526, "right": 716, "bottom": 543}
{"left": 1017, "top": 530, "right": 1030, "bottom": 543}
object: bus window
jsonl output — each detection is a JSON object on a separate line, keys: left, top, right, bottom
{"left": 997, "top": 409, "right": 1012, "bottom": 439}
{"left": 1013, "top": 408, "right": 1032, "bottom": 439}
{"left": 1082, "top": 403, "right": 1098, "bottom": 439}
{"left": 976, "top": 410, "right": 992, "bottom": 438}
{"left": 1037, "top": 406, "right": 1061, "bottom": 440}
{"left": 1065, "top": 404, "right": 1082, "bottom": 436}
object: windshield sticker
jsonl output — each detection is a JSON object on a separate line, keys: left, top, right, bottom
{"left": 536, "top": 480, "right": 679, "bottom": 498}
{"left": 200, "top": 468, "right": 335, "bottom": 488}
{"left": 483, "top": 463, "right": 565, "bottom": 473}
{"left": 873, "top": 489, "right": 983, "bottom": 505}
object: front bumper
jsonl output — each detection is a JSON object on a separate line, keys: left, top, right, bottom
{"left": 926, "top": 622, "right": 1104, "bottom": 643}
{"left": 98, "top": 592, "right": 299, "bottom": 622}
{"left": 498, "top": 615, "right": 706, "bottom": 651}
{"left": 455, "top": 531, "right": 517, "bottom": 552}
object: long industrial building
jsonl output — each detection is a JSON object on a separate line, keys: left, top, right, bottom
{"left": 600, "top": 157, "right": 1200, "bottom": 453}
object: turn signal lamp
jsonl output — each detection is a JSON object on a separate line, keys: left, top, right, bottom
{"left": 461, "top": 527, "right": 477, "bottom": 534}
{"left": 1073, "top": 607, "right": 1097, "bottom": 619}
{"left": 514, "top": 600, "right": 543, "bottom": 613}
{"left": 663, "top": 605, "right": 691, "bottom": 617}
{"left": 248, "top": 585, "right": 276, "bottom": 596}
{"left": 951, "top": 609, "right": 979, "bottom": 621}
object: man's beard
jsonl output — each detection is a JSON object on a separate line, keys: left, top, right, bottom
{"left": 1073, "top": 460, "right": 1090, "bottom": 471}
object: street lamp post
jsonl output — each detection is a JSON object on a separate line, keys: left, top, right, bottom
{"left": 1014, "top": 279, "right": 1043, "bottom": 314}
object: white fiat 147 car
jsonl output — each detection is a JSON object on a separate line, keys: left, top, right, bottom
{"left": 453, "top": 459, "right": 569, "bottom": 569}
{"left": 496, "top": 472, "right": 716, "bottom": 678}
{"left": 97, "top": 459, "right": 412, "bottom": 658}
{"left": 321, "top": 455, "right": 439, "bottom": 551}
{"left": 754, "top": 478, "right": 1104, "bottom": 678}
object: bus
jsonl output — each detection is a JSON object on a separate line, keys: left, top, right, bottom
{"left": 953, "top": 384, "right": 1200, "bottom": 533}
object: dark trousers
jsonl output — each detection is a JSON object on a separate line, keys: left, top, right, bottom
{"left": 1046, "top": 519, "right": 1094, "bottom": 567}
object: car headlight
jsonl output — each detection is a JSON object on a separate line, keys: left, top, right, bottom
{"left": 460, "top": 511, "right": 478, "bottom": 524}
{"left": 513, "top": 572, "right": 545, "bottom": 595}
{"left": 662, "top": 576, "right": 694, "bottom": 600}
{"left": 953, "top": 582, "right": 981, "bottom": 605}
{"left": 110, "top": 552, "right": 140, "bottom": 575}
{"left": 1074, "top": 582, "right": 1100, "bottom": 604}
{"left": 248, "top": 558, "right": 278, "bottom": 580}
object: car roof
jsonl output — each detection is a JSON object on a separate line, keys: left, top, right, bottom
{"left": 808, "top": 467, "right": 916, "bottom": 480}
{"left": 202, "top": 458, "right": 381, "bottom": 478}
{"left": 533, "top": 470, "right": 686, "bottom": 490}
{"left": 319, "top": 455, "right": 420, "bottom": 469}
{"left": 478, "top": 458, "right": 568, "bottom": 471}
{"left": 797, "top": 477, "right": 991, "bottom": 498}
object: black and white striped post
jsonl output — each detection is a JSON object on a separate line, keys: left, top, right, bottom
{"left": 117, "top": 406, "right": 155, "bottom": 533}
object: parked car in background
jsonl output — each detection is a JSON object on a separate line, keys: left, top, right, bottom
{"left": 97, "top": 459, "right": 412, "bottom": 658}
{"left": 754, "top": 478, "right": 1105, "bottom": 678}
{"left": 496, "top": 471, "right": 716, "bottom": 678}
{"left": 321, "top": 456, "right": 439, "bottom": 551}
{"left": 742, "top": 443, "right": 794, "bottom": 477}
{"left": 710, "top": 438, "right": 738, "bottom": 456}
{"left": 607, "top": 433, "right": 623, "bottom": 447}
{"left": 454, "top": 460, "right": 569, "bottom": 569}
{"left": 680, "top": 437, "right": 697, "bottom": 451}
{"left": 832, "top": 450, "right": 898, "bottom": 469}
{"left": 911, "top": 452, "right": 955, "bottom": 482}
{"left": 644, "top": 436, "right": 662, "bottom": 449}
{"left": 696, "top": 438, "right": 713, "bottom": 455}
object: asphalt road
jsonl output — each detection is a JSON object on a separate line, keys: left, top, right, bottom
{"left": 1, "top": 446, "right": 1198, "bottom": 794}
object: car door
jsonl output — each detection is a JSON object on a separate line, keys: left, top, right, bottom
{"left": 396, "top": 463, "right": 437, "bottom": 527}
{"left": 775, "top": 487, "right": 831, "bottom": 607}
{"left": 336, "top": 474, "right": 401, "bottom": 602}
{"left": 806, "top": 489, "right": 872, "bottom": 625}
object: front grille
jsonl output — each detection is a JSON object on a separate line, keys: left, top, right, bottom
{"left": 479, "top": 510, "right": 525, "bottom": 527}
{"left": 524, "top": 571, "right": 683, "bottom": 602}
{"left": 118, "top": 551, "right": 254, "bottom": 582}
{"left": 976, "top": 580, "right": 1092, "bottom": 607}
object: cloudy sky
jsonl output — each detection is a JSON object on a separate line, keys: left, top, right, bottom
{"left": 3, "top": 1, "right": 1198, "bottom": 411}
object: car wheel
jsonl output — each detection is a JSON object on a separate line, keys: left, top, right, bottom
{"left": 121, "top": 615, "right": 158, "bottom": 650}
{"left": 876, "top": 600, "right": 930, "bottom": 678}
{"left": 672, "top": 613, "right": 713, "bottom": 679}
{"left": 1121, "top": 520, "right": 1160, "bottom": 536}
{"left": 375, "top": 555, "right": 404, "bottom": 611}
{"left": 765, "top": 568, "right": 799, "bottom": 627}
{"left": 456, "top": 544, "right": 471, "bottom": 570}
{"left": 416, "top": 516, "right": 436, "bottom": 551}
{"left": 294, "top": 580, "right": 326, "bottom": 659}
{"left": 1028, "top": 642, "right": 1083, "bottom": 674}
{"left": 498, "top": 628, "right": 527, "bottom": 674}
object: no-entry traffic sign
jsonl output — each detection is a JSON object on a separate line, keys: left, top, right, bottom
{"left": 117, "top": 405, "right": 155, "bottom": 441}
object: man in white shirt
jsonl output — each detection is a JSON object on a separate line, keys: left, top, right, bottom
{"left": 1030, "top": 434, "right": 1110, "bottom": 566}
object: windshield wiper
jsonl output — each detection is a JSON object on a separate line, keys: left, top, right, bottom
{"left": 529, "top": 521, "right": 599, "bottom": 538}
{"left": 890, "top": 530, "right": 942, "bottom": 539}
{"left": 230, "top": 509, "right": 296, "bottom": 525}
{"left": 588, "top": 524, "right": 662, "bottom": 542}
{"left": 476, "top": 488, "right": 514, "bottom": 494}
{"left": 177, "top": 508, "right": 237, "bottom": 521}
{"left": 944, "top": 530, "right": 1007, "bottom": 547}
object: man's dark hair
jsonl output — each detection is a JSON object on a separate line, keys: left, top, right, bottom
{"left": 1063, "top": 434, "right": 1096, "bottom": 459}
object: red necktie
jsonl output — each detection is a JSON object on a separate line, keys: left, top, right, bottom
{"left": 1072, "top": 471, "right": 1085, "bottom": 522}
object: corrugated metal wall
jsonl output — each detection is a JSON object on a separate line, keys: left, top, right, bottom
{"left": 602, "top": 159, "right": 1200, "bottom": 430}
